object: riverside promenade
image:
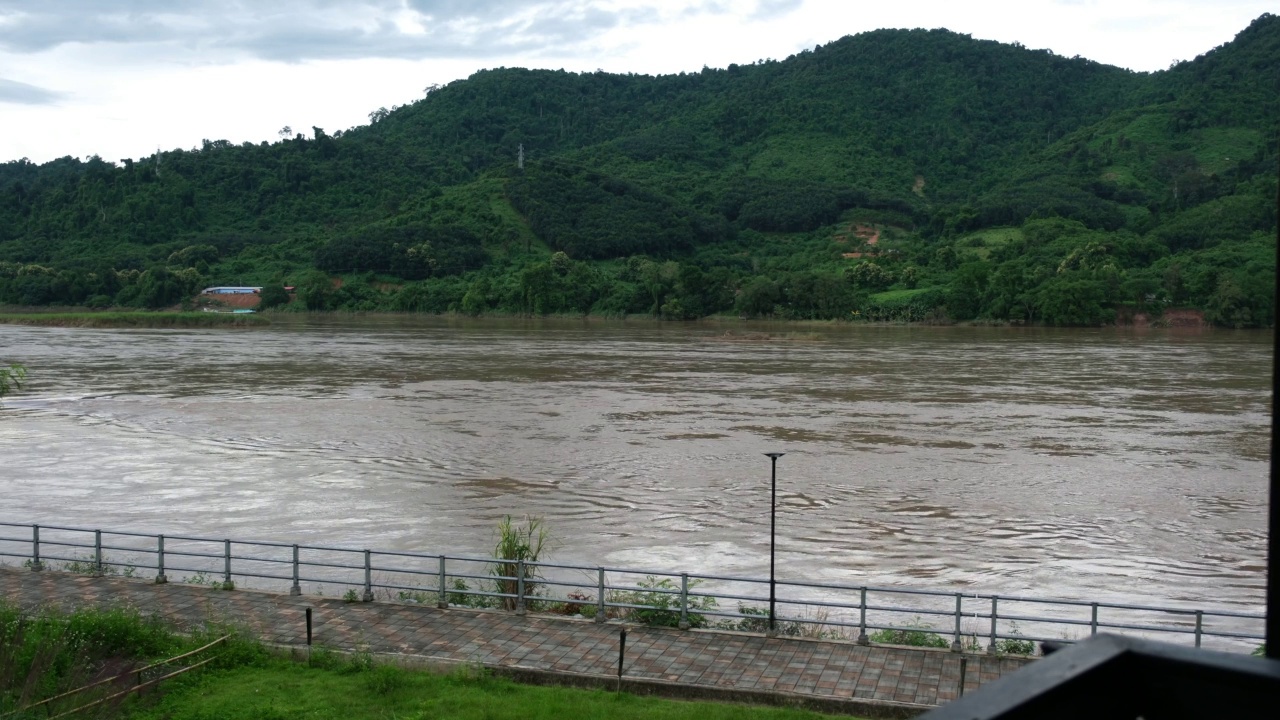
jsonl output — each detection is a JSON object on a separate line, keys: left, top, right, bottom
{"left": 1, "top": 566, "right": 1033, "bottom": 717}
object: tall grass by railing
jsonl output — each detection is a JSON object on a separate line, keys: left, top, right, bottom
{"left": 0, "top": 599, "right": 259, "bottom": 719}
{"left": 0, "top": 522, "right": 1264, "bottom": 655}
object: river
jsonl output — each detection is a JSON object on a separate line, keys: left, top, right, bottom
{"left": 0, "top": 317, "right": 1269, "bottom": 615}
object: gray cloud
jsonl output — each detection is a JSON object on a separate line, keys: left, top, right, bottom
{"left": 752, "top": 0, "right": 803, "bottom": 20}
{"left": 0, "top": 1, "right": 793, "bottom": 63}
{"left": 0, "top": 77, "right": 63, "bottom": 104}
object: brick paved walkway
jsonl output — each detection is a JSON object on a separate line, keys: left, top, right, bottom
{"left": 1, "top": 567, "right": 1032, "bottom": 714}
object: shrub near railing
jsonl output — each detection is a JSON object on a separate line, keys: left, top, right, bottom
{"left": 607, "top": 576, "right": 716, "bottom": 628}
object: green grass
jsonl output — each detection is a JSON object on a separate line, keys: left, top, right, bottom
{"left": 127, "top": 658, "right": 854, "bottom": 720}
{"left": 1188, "top": 127, "right": 1261, "bottom": 175}
{"left": 868, "top": 287, "right": 938, "bottom": 304}
{"left": 955, "top": 227, "right": 1022, "bottom": 259}
{"left": 2, "top": 601, "right": 857, "bottom": 720}
{"left": 0, "top": 312, "right": 269, "bottom": 328}
{"left": 1, "top": 600, "right": 264, "bottom": 719}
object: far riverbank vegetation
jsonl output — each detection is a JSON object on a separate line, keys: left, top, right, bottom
{"left": 0, "top": 311, "right": 269, "bottom": 328}
{"left": 1, "top": 17, "right": 1276, "bottom": 328}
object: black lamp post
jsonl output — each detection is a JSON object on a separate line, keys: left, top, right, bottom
{"left": 764, "top": 452, "right": 785, "bottom": 635}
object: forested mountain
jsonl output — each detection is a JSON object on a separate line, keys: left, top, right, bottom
{"left": 1, "top": 15, "right": 1276, "bottom": 326}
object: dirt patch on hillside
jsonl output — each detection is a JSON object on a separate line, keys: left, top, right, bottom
{"left": 1159, "top": 309, "right": 1207, "bottom": 327}
{"left": 839, "top": 224, "right": 881, "bottom": 259}
{"left": 1116, "top": 306, "right": 1207, "bottom": 327}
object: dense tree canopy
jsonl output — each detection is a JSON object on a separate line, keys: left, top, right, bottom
{"left": 0, "top": 14, "right": 1276, "bottom": 326}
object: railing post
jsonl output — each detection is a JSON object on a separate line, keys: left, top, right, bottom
{"left": 363, "top": 550, "right": 374, "bottom": 602}
{"left": 94, "top": 529, "right": 103, "bottom": 574}
{"left": 951, "top": 593, "right": 963, "bottom": 652}
{"left": 857, "top": 587, "right": 869, "bottom": 645}
{"left": 678, "top": 573, "right": 690, "bottom": 630}
{"left": 222, "top": 539, "right": 232, "bottom": 589}
{"left": 290, "top": 545, "right": 301, "bottom": 596}
{"left": 30, "top": 524, "right": 42, "bottom": 571}
{"left": 515, "top": 559, "right": 526, "bottom": 615}
{"left": 155, "top": 535, "right": 167, "bottom": 584}
{"left": 596, "top": 567, "right": 606, "bottom": 624}
{"left": 1194, "top": 610, "right": 1203, "bottom": 648}
{"left": 437, "top": 556, "right": 447, "bottom": 609}
{"left": 986, "top": 596, "right": 998, "bottom": 655}
{"left": 1090, "top": 603, "right": 1099, "bottom": 636}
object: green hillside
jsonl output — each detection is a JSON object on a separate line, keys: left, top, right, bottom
{"left": 1, "top": 15, "right": 1276, "bottom": 326}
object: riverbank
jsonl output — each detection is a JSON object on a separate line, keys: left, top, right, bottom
{"left": 0, "top": 311, "right": 269, "bottom": 328}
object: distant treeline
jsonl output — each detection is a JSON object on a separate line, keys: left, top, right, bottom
{"left": 0, "top": 15, "right": 1276, "bottom": 326}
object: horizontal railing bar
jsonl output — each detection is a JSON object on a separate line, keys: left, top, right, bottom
{"left": 1099, "top": 620, "right": 1209, "bottom": 634}
{"left": 368, "top": 566, "right": 437, "bottom": 578}
{"left": 1200, "top": 629, "right": 1267, "bottom": 640}
{"left": 295, "top": 560, "right": 363, "bottom": 571}
{"left": 865, "top": 603, "right": 956, "bottom": 618}
{"left": 2, "top": 521, "right": 1265, "bottom": 652}
{"left": 678, "top": 572, "right": 769, "bottom": 585}
{"left": 20, "top": 540, "right": 94, "bottom": 550}
{"left": 161, "top": 550, "right": 225, "bottom": 561}
{"left": 529, "top": 578, "right": 596, "bottom": 589}
{"left": 523, "top": 560, "right": 605, "bottom": 573}
{"left": 371, "top": 581, "right": 442, "bottom": 594}
{"left": 993, "top": 613, "right": 1095, "bottom": 627}
{"left": 295, "top": 544, "right": 372, "bottom": 554}
{"left": 97, "top": 544, "right": 154, "bottom": 554}
{"left": 24, "top": 553, "right": 99, "bottom": 565}
{"left": 444, "top": 572, "right": 496, "bottom": 584}
{"left": 225, "top": 556, "right": 290, "bottom": 565}
{"left": 590, "top": 565, "right": 686, "bottom": 579}
{"left": 296, "top": 574, "right": 362, "bottom": 586}
{"left": 449, "top": 589, "right": 516, "bottom": 600}
{"left": 369, "top": 550, "right": 444, "bottom": 560}
{"left": 1196, "top": 609, "right": 1268, "bottom": 620}
{"left": 223, "top": 571, "right": 294, "bottom": 583}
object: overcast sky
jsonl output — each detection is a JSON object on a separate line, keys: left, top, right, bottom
{"left": 0, "top": 0, "right": 1273, "bottom": 165}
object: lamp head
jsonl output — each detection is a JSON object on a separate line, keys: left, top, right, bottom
{"left": 763, "top": 452, "right": 785, "bottom": 459}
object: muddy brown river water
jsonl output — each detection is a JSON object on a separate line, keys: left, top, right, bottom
{"left": 0, "top": 317, "right": 1270, "bottom": 615}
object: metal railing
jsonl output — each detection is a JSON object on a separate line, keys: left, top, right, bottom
{"left": 0, "top": 521, "right": 1264, "bottom": 654}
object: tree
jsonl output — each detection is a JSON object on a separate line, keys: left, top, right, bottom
{"left": 736, "top": 276, "right": 781, "bottom": 317}
{"left": 296, "top": 270, "right": 336, "bottom": 311}
{"left": 258, "top": 283, "right": 291, "bottom": 310}
{"left": 1035, "top": 276, "right": 1110, "bottom": 326}
{"left": 846, "top": 261, "right": 894, "bottom": 290}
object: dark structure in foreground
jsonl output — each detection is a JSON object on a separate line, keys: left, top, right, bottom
{"left": 918, "top": 149, "right": 1280, "bottom": 720}
{"left": 922, "top": 635, "right": 1279, "bottom": 719}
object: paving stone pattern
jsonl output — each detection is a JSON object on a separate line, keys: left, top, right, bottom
{"left": 1, "top": 567, "right": 1032, "bottom": 708}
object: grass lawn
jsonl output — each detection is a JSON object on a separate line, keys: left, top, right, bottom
{"left": 127, "top": 656, "right": 858, "bottom": 720}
